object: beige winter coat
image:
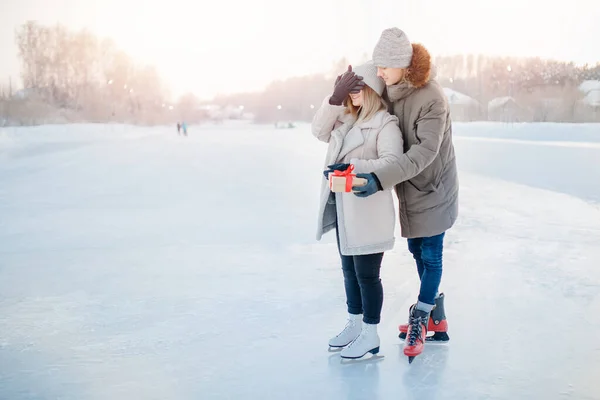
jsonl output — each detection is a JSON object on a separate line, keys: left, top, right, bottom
{"left": 374, "top": 43, "right": 459, "bottom": 239}
{"left": 312, "top": 96, "right": 403, "bottom": 256}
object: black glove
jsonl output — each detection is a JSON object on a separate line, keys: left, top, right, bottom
{"left": 329, "top": 66, "right": 365, "bottom": 106}
{"left": 334, "top": 74, "right": 342, "bottom": 87}
{"left": 323, "top": 163, "right": 351, "bottom": 179}
{"left": 352, "top": 173, "right": 383, "bottom": 197}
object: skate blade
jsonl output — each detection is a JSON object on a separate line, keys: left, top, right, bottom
{"left": 426, "top": 332, "right": 450, "bottom": 342}
{"left": 340, "top": 346, "right": 380, "bottom": 360}
{"left": 340, "top": 355, "right": 385, "bottom": 364}
{"left": 340, "top": 352, "right": 384, "bottom": 363}
{"left": 328, "top": 346, "right": 344, "bottom": 353}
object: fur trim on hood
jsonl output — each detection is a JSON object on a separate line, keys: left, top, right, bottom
{"left": 405, "top": 43, "right": 431, "bottom": 88}
{"left": 385, "top": 43, "right": 437, "bottom": 102}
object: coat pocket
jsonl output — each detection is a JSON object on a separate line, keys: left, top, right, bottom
{"left": 408, "top": 156, "right": 443, "bottom": 192}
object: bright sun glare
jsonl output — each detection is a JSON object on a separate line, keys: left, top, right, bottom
{"left": 4, "top": 0, "right": 597, "bottom": 99}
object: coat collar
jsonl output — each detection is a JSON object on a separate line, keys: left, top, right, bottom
{"left": 334, "top": 111, "right": 397, "bottom": 160}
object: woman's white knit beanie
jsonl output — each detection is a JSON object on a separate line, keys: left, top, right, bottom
{"left": 353, "top": 61, "right": 385, "bottom": 96}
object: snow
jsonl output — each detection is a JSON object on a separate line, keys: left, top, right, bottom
{"left": 1, "top": 121, "right": 600, "bottom": 399}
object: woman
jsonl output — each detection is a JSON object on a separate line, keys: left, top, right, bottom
{"left": 311, "top": 61, "right": 403, "bottom": 359}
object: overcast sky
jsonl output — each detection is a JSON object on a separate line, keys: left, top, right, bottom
{"left": 1, "top": 0, "right": 598, "bottom": 100}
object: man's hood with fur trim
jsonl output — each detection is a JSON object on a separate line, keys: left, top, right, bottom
{"left": 386, "top": 43, "right": 437, "bottom": 102}
{"left": 405, "top": 43, "right": 433, "bottom": 88}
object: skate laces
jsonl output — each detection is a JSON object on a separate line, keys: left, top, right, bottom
{"left": 335, "top": 319, "right": 356, "bottom": 338}
{"left": 347, "top": 324, "right": 370, "bottom": 348}
{"left": 407, "top": 315, "right": 425, "bottom": 346}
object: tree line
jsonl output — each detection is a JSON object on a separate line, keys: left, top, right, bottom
{"left": 1, "top": 21, "right": 170, "bottom": 125}
{"left": 1, "top": 21, "right": 598, "bottom": 125}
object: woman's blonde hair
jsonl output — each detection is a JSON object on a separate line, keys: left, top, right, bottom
{"left": 344, "top": 85, "right": 387, "bottom": 124}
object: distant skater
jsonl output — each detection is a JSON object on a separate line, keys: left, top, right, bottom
{"left": 181, "top": 121, "right": 188, "bottom": 136}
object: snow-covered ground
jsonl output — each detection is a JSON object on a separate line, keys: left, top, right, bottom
{"left": 1, "top": 121, "right": 600, "bottom": 399}
{"left": 453, "top": 122, "right": 600, "bottom": 204}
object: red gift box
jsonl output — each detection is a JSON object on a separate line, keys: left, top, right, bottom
{"left": 328, "top": 164, "right": 367, "bottom": 193}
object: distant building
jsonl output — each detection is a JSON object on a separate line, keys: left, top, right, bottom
{"left": 576, "top": 80, "right": 600, "bottom": 121}
{"left": 443, "top": 88, "right": 482, "bottom": 121}
{"left": 582, "top": 90, "right": 600, "bottom": 107}
{"left": 487, "top": 96, "right": 531, "bottom": 122}
{"left": 578, "top": 80, "right": 600, "bottom": 95}
{"left": 579, "top": 80, "right": 600, "bottom": 107}
{"left": 11, "top": 88, "right": 44, "bottom": 101}
{"left": 195, "top": 104, "right": 255, "bottom": 122}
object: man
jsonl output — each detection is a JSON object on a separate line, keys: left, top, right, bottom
{"left": 352, "top": 27, "right": 459, "bottom": 362}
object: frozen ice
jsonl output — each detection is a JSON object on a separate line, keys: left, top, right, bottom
{"left": 1, "top": 121, "right": 599, "bottom": 399}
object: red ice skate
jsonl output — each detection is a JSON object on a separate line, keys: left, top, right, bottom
{"left": 403, "top": 308, "right": 429, "bottom": 363}
{"left": 398, "top": 293, "right": 449, "bottom": 342}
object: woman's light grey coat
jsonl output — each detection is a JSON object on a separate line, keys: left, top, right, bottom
{"left": 312, "top": 96, "right": 404, "bottom": 256}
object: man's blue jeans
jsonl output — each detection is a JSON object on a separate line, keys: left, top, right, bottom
{"left": 407, "top": 232, "right": 445, "bottom": 310}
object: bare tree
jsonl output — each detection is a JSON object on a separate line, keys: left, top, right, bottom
{"left": 13, "top": 21, "right": 170, "bottom": 124}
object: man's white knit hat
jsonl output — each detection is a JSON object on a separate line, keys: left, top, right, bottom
{"left": 353, "top": 61, "right": 385, "bottom": 96}
{"left": 372, "top": 27, "right": 413, "bottom": 68}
